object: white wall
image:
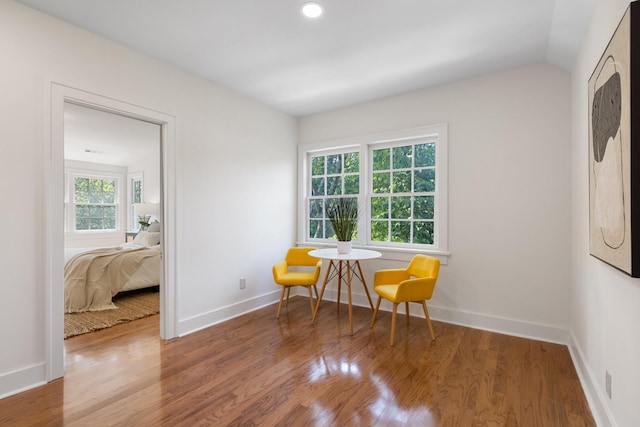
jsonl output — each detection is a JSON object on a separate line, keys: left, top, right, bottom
{"left": 571, "top": 1, "right": 640, "bottom": 426}
{"left": 0, "top": 1, "right": 297, "bottom": 398}
{"left": 299, "top": 63, "right": 572, "bottom": 342}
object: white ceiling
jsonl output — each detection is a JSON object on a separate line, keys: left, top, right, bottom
{"left": 64, "top": 103, "right": 160, "bottom": 166}
{"left": 19, "top": 0, "right": 594, "bottom": 117}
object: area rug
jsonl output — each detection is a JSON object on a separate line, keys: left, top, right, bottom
{"left": 64, "top": 288, "right": 159, "bottom": 339}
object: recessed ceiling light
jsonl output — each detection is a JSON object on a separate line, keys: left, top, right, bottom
{"left": 301, "top": 2, "right": 323, "bottom": 18}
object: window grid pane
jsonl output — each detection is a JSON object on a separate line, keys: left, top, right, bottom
{"left": 415, "top": 143, "right": 436, "bottom": 167}
{"left": 312, "top": 156, "right": 325, "bottom": 176}
{"left": 414, "top": 168, "right": 435, "bottom": 192}
{"left": 326, "top": 176, "right": 342, "bottom": 196}
{"left": 413, "top": 221, "right": 434, "bottom": 244}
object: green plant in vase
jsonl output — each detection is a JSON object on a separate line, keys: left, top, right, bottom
{"left": 138, "top": 215, "right": 151, "bottom": 230}
{"left": 325, "top": 197, "right": 358, "bottom": 254}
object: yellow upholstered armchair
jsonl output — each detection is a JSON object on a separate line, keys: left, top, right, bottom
{"left": 272, "top": 247, "right": 322, "bottom": 319}
{"left": 370, "top": 254, "right": 440, "bottom": 346}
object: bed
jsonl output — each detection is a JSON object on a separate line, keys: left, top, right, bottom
{"left": 64, "top": 230, "right": 162, "bottom": 313}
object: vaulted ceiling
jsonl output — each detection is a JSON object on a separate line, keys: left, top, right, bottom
{"left": 19, "top": 0, "right": 594, "bottom": 116}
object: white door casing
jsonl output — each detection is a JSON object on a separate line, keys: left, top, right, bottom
{"left": 45, "top": 83, "right": 177, "bottom": 380}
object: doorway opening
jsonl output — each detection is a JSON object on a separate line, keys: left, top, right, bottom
{"left": 63, "top": 102, "right": 161, "bottom": 338}
{"left": 46, "top": 83, "right": 177, "bottom": 381}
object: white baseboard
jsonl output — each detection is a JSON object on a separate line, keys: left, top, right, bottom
{"left": 316, "top": 287, "right": 570, "bottom": 344}
{"left": 177, "top": 283, "right": 569, "bottom": 345}
{"left": 427, "top": 305, "right": 569, "bottom": 345}
{"left": 568, "top": 332, "right": 615, "bottom": 427}
{"left": 178, "top": 289, "right": 281, "bottom": 336}
{"left": 0, "top": 363, "right": 46, "bottom": 400}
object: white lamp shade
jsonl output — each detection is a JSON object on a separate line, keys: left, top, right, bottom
{"left": 133, "top": 203, "right": 159, "bottom": 218}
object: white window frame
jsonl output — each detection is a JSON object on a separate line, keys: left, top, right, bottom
{"left": 298, "top": 124, "right": 449, "bottom": 262}
{"left": 65, "top": 170, "right": 122, "bottom": 234}
{"left": 127, "top": 172, "right": 144, "bottom": 231}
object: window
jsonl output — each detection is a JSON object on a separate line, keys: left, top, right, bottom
{"left": 308, "top": 150, "right": 360, "bottom": 240}
{"left": 73, "top": 176, "right": 118, "bottom": 231}
{"left": 370, "top": 139, "right": 436, "bottom": 245}
{"left": 300, "top": 124, "right": 448, "bottom": 256}
{"left": 64, "top": 162, "right": 125, "bottom": 234}
{"left": 132, "top": 178, "right": 142, "bottom": 204}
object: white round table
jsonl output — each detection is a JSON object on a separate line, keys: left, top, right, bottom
{"left": 309, "top": 248, "right": 382, "bottom": 335}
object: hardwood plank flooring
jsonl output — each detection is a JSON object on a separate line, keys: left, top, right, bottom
{"left": 0, "top": 297, "right": 595, "bottom": 426}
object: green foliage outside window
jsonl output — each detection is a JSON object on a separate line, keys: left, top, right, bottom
{"left": 370, "top": 141, "right": 436, "bottom": 245}
{"left": 309, "top": 151, "right": 359, "bottom": 240}
{"left": 308, "top": 139, "right": 438, "bottom": 246}
{"left": 133, "top": 179, "right": 142, "bottom": 203}
{"left": 74, "top": 177, "right": 117, "bottom": 231}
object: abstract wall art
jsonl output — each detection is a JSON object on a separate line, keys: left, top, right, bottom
{"left": 589, "top": 2, "right": 640, "bottom": 276}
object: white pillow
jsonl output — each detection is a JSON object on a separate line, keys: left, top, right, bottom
{"left": 146, "top": 221, "right": 161, "bottom": 232}
{"left": 133, "top": 231, "right": 160, "bottom": 247}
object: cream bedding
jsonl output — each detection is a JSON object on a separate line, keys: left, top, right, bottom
{"left": 64, "top": 244, "right": 161, "bottom": 313}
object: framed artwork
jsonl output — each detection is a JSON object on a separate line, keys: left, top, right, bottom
{"left": 589, "top": 2, "right": 640, "bottom": 276}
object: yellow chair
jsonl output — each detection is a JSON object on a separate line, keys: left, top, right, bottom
{"left": 370, "top": 254, "right": 440, "bottom": 346}
{"left": 272, "top": 247, "right": 322, "bottom": 319}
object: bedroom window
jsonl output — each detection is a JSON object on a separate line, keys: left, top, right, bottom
{"left": 127, "top": 173, "right": 144, "bottom": 230}
{"left": 73, "top": 177, "right": 118, "bottom": 231}
{"left": 132, "top": 179, "right": 142, "bottom": 204}
{"left": 299, "top": 123, "right": 448, "bottom": 256}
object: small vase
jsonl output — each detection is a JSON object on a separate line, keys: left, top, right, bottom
{"left": 337, "top": 241, "right": 352, "bottom": 254}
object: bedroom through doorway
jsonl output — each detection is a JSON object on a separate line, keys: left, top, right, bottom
{"left": 47, "top": 83, "right": 177, "bottom": 382}
{"left": 62, "top": 102, "right": 163, "bottom": 340}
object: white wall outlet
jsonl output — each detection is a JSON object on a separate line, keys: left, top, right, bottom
{"left": 239, "top": 277, "right": 246, "bottom": 289}
{"left": 605, "top": 370, "right": 612, "bottom": 399}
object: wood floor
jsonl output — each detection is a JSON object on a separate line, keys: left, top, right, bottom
{"left": 1, "top": 297, "right": 595, "bottom": 426}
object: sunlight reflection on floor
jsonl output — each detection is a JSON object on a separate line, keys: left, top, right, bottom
{"left": 307, "top": 355, "right": 433, "bottom": 425}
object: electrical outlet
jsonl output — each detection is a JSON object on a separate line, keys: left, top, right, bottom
{"left": 239, "top": 277, "right": 246, "bottom": 289}
{"left": 605, "top": 370, "right": 612, "bottom": 399}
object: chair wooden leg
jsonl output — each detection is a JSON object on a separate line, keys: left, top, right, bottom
{"left": 390, "top": 303, "right": 398, "bottom": 346}
{"left": 307, "top": 286, "right": 315, "bottom": 319}
{"left": 421, "top": 301, "right": 436, "bottom": 340}
{"left": 276, "top": 286, "right": 286, "bottom": 319}
{"left": 406, "top": 302, "right": 410, "bottom": 325}
{"left": 312, "top": 284, "right": 319, "bottom": 300}
{"left": 370, "top": 296, "right": 382, "bottom": 328}
{"left": 285, "top": 287, "right": 291, "bottom": 307}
